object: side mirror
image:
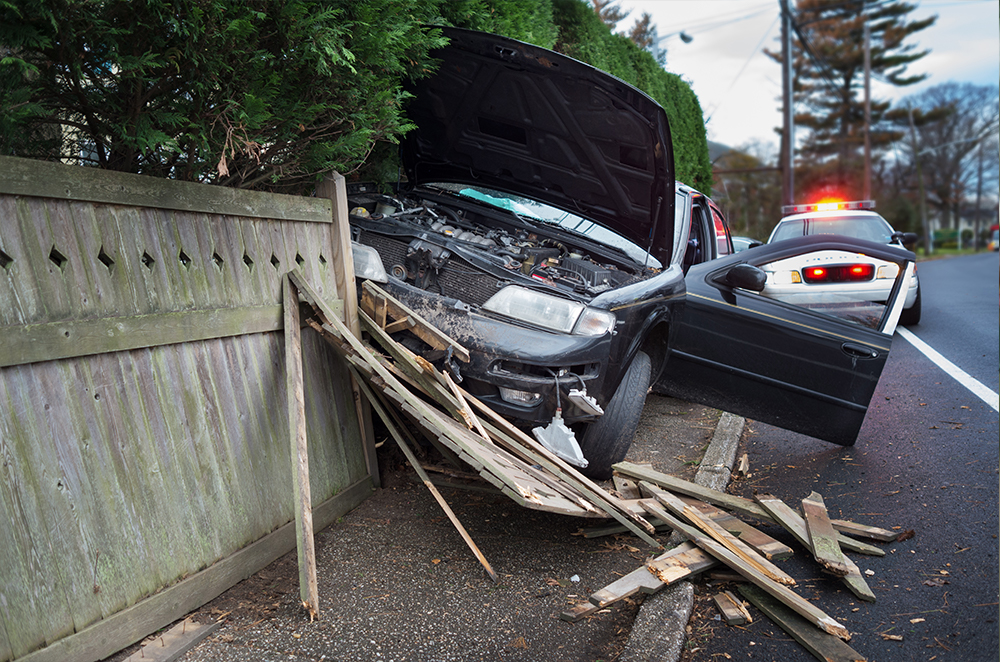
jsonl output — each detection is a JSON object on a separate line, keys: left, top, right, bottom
{"left": 725, "top": 264, "right": 766, "bottom": 291}
{"left": 892, "top": 231, "right": 919, "bottom": 246}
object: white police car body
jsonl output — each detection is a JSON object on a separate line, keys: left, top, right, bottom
{"left": 764, "top": 201, "right": 921, "bottom": 325}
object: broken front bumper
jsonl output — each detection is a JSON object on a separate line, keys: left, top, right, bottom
{"left": 376, "top": 278, "right": 615, "bottom": 426}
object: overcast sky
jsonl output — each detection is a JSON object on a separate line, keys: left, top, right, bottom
{"left": 616, "top": 0, "right": 1000, "bottom": 157}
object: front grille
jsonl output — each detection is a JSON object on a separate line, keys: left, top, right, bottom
{"left": 358, "top": 230, "right": 505, "bottom": 306}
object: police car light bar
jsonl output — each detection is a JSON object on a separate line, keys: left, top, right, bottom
{"left": 781, "top": 200, "right": 876, "bottom": 214}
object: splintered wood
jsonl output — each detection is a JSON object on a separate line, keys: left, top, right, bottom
{"left": 286, "top": 271, "right": 662, "bottom": 582}
{"left": 603, "top": 462, "right": 903, "bottom": 661}
{"left": 286, "top": 270, "right": 900, "bottom": 662}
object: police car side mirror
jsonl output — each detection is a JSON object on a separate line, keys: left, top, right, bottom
{"left": 725, "top": 264, "right": 766, "bottom": 291}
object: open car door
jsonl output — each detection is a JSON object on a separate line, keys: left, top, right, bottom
{"left": 655, "top": 235, "right": 915, "bottom": 445}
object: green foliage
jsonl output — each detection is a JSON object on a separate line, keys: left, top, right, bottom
{"left": 551, "top": 0, "right": 711, "bottom": 191}
{"left": 1, "top": 0, "right": 710, "bottom": 194}
{"left": 0, "top": 0, "right": 449, "bottom": 192}
{"left": 443, "top": 0, "right": 558, "bottom": 48}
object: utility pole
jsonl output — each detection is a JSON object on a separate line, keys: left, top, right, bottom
{"left": 863, "top": 19, "right": 872, "bottom": 200}
{"left": 780, "top": 0, "right": 795, "bottom": 207}
{"left": 907, "top": 106, "right": 933, "bottom": 255}
{"left": 974, "top": 142, "right": 984, "bottom": 250}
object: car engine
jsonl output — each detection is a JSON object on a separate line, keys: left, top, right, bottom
{"left": 348, "top": 187, "right": 652, "bottom": 308}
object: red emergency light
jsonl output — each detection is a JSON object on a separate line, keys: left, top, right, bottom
{"left": 781, "top": 200, "right": 876, "bottom": 215}
{"left": 802, "top": 263, "right": 875, "bottom": 283}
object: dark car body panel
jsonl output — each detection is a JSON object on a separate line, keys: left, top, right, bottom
{"left": 401, "top": 27, "right": 676, "bottom": 268}
{"left": 656, "top": 235, "right": 914, "bottom": 444}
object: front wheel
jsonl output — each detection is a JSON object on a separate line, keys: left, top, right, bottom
{"left": 899, "top": 285, "right": 921, "bottom": 326}
{"left": 577, "top": 351, "right": 651, "bottom": 480}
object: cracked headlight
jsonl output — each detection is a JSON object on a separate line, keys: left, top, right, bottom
{"left": 351, "top": 242, "right": 388, "bottom": 283}
{"left": 482, "top": 286, "right": 615, "bottom": 336}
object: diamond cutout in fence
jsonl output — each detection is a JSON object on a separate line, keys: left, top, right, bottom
{"left": 49, "top": 246, "right": 68, "bottom": 271}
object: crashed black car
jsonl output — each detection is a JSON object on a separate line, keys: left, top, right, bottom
{"left": 346, "top": 28, "right": 915, "bottom": 478}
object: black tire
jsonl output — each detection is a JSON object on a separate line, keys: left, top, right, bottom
{"left": 578, "top": 351, "right": 651, "bottom": 480}
{"left": 899, "top": 285, "right": 921, "bottom": 326}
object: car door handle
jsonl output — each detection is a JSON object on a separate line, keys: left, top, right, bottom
{"left": 842, "top": 342, "right": 879, "bottom": 359}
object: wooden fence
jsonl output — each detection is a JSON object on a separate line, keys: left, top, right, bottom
{"left": 0, "top": 156, "right": 375, "bottom": 662}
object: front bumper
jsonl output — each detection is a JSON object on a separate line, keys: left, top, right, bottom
{"left": 376, "top": 278, "right": 615, "bottom": 426}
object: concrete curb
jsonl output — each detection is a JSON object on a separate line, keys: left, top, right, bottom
{"left": 618, "top": 411, "right": 745, "bottom": 662}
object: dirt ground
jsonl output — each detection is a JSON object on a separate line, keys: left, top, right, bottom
{"left": 104, "top": 395, "right": 719, "bottom": 662}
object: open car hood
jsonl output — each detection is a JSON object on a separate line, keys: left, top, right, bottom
{"left": 401, "top": 27, "right": 676, "bottom": 267}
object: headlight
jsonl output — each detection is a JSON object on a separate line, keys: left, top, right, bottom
{"left": 876, "top": 264, "right": 899, "bottom": 280}
{"left": 482, "top": 286, "right": 615, "bottom": 336}
{"left": 351, "top": 242, "right": 388, "bottom": 283}
{"left": 770, "top": 270, "right": 802, "bottom": 285}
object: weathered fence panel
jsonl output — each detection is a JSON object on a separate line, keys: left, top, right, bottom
{"left": 0, "top": 156, "right": 372, "bottom": 662}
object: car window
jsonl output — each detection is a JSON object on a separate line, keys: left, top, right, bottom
{"left": 771, "top": 215, "right": 893, "bottom": 244}
{"left": 770, "top": 219, "right": 804, "bottom": 242}
{"left": 711, "top": 205, "right": 732, "bottom": 257}
{"left": 737, "top": 249, "right": 904, "bottom": 331}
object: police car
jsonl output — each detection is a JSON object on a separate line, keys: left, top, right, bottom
{"left": 764, "top": 201, "right": 921, "bottom": 325}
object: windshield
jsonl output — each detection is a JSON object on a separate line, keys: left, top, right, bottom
{"left": 771, "top": 215, "right": 893, "bottom": 244}
{"left": 433, "top": 183, "right": 662, "bottom": 269}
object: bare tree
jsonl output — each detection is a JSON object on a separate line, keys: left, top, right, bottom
{"left": 628, "top": 12, "right": 655, "bottom": 50}
{"left": 903, "top": 83, "right": 1000, "bottom": 231}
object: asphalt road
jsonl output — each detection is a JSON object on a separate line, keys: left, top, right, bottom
{"left": 686, "top": 252, "right": 999, "bottom": 662}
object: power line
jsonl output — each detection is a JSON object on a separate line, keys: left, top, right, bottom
{"left": 705, "top": 14, "right": 781, "bottom": 124}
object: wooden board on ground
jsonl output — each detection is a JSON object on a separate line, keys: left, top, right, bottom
{"left": 642, "top": 484, "right": 797, "bottom": 587}
{"left": 739, "top": 584, "right": 867, "bottom": 662}
{"left": 122, "top": 618, "right": 221, "bottom": 662}
{"left": 636, "top": 496, "right": 851, "bottom": 641}
{"left": 713, "top": 591, "right": 752, "bottom": 625}
{"left": 613, "top": 462, "right": 886, "bottom": 557}
{"left": 802, "top": 492, "right": 850, "bottom": 577}
{"left": 754, "top": 493, "right": 875, "bottom": 602}
{"left": 679, "top": 496, "right": 794, "bottom": 560}
{"left": 560, "top": 542, "right": 717, "bottom": 621}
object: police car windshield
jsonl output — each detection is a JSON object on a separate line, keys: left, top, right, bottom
{"left": 772, "top": 216, "right": 892, "bottom": 244}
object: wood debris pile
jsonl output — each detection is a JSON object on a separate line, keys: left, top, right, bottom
{"left": 285, "top": 270, "right": 902, "bottom": 661}
{"left": 560, "top": 461, "right": 905, "bottom": 662}
{"left": 286, "top": 272, "right": 664, "bottom": 582}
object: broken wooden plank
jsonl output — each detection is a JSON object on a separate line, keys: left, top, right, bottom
{"left": 359, "top": 309, "right": 474, "bottom": 430}
{"left": 560, "top": 602, "right": 602, "bottom": 622}
{"left": 613, "top": 462, "right": 885, "bottom": 556}
{"left": 593, "top": 542, "right": 714, "bottom": 607}
{"left": 827, "top": 519, "right": 900, "bottom": 543}
{"left": 460, "top": 387, "right": 662, "bottom": 547}
{"left": 282, "top": 275, "right": 319, "bottom": 621}
{"left": 754, "top": 493, "right": 875, "bottom": 603}
{"left": 802, "top": 492, "right": 850, "bottom": 577}
{"left": 351, "top": 366, "right": 499, "bottom": 583}
{"left": 680, "top": 496, "right": 794, "bottom": 561}
{"left": 613, "top": 475, "right": 642, "bottom": 500}
{"left": 738, "top": 584, "right": 867, "bottom": 662}
{"left": 643, "top": 484, "right": 796, "bottom": 587}
{"left": 122, "top": 618, "right": 221, "bottom": 662}
{"left": 286, "top": 268, "right": 379, "bottom": 491}
{"left": 735, "top": 453, "right": 750, "bottom": 477}
{"left": 713, "top": 591, "right": 752, "bottom": 625}
{"left": 360, "top": 280, "right": 470, "bottom": 363}
{"left": 636, "top": 498, "right": 851, "bottom": 641}
{"left": 645, "top": 542, "right": 717, "bottom": 586}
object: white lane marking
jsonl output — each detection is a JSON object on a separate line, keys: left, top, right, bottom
{"left": 896, "top": 326, "right": 999, "bottom": 412}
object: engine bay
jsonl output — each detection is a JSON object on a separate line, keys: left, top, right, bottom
{"left": 347, "top": 185, "right": 655, "bottom": 307}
